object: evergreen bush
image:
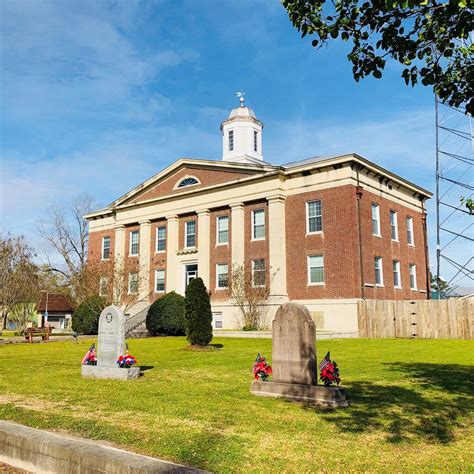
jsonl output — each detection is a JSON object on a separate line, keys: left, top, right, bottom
{"left": 72, "top": 295, "right": 104, "bottom": 335}
{"left": 185, "top": 277, "right": 213, "bottom": 346}
{"left": 146, "top": 291, "right": 186, "bottom": 336}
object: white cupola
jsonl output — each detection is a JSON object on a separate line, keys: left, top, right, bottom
{"left": 220, "top": 92, "right": 264, "bottom": 164}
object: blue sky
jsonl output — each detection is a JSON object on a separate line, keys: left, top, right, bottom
{"left": 1, "top": 0, "right": 471, "bottom": 284}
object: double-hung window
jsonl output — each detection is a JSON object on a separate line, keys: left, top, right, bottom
{"left": 216, "top": 264, "right": 228, "bottom": 289}
{"left": 390, "top": 211, "right": 398, "bottom": 241}
{"left": 308, "top": 255, "right": 324, "bottom": 284}
{"left": 129, "top": 231, "right": 139, "bottom": 256}
{"left": 156, "top": 226, "right": 166, "bottom": 252}
{"left": 307, "top": 200, "right": 322, "bottom": 233}
{"left": 128, "top": 272, "right": 139, "bottom": 294}
{"left": 155, "top": 269, "right": 165, "bottom": 292}
{"left": 372, "top": 204, "right": 381, "bottom": 236}
{"left": 406, "top": 217, "right": 414, "bottom": 245}
{"left": 252, "top": 209, "right": 265, "bottom": 240}
{"left": 185, "top": 221, "right": 196, "bottom": 248}
{"left": 217, "top": 216, "right": 229, "bottom": 245}
{"left": 252, "top": 259, "right": 266, "bottom": 287}
{"left": 228, "top": 130, "right": 234, "bottom": 151}
{"left": 409, "top": 264, "right": 417, "bottom": 289}
{"left": 393, "top": 260, "right": 401, "bottom": 288}
{"left": 374, "top": 257, "right": 383, "bottom": 286}
{"left": 101, "top": 236, "right": 110, "bottom": 260}
{"left": 99, "top": 276, "right": 108, "bottom": 297}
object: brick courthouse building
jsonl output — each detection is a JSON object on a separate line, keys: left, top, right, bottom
{"left": 85, "top": 99, "right": 431, "bottom": 332}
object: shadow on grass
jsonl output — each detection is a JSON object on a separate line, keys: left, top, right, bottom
{"left": 140, "top": 366, "right": 154, "bottom": 372}
{"left": 209, "top": 343, "right": 223, "bottom": 349}
{"left": 314, "top": 362, "right": 473, "bottom": 444}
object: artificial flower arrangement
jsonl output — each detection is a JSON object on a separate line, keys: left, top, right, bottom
{"left": 81, "top": 343, "right": 97, "bottom": 366}
{"left": 319, "top": 352, "right": 341, "bottom": 386}
{"left": 253, "top": 353, "right": 272, "bottom": 381}
{"left": 117, "top": 351, "right": 137, "bottom": 368}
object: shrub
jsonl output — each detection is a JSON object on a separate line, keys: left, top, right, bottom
{"left": 185, "top": 277, "right": 213, "bottom": 346}
{"left": 146, "top": 291, "right": 186, "bottom": 336}
{"left": 72, "top": 295, "right": 104, "bottom": 335}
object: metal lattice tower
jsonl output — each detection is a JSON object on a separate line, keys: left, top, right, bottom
{"left": 435, "top": 98, "right": 474, "bottom": 297}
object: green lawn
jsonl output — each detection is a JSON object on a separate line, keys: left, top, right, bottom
{"left": 0, "top": 337, "right": 473, "bottom": 472}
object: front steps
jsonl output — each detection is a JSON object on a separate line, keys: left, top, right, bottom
{"left": 125, "top": 305, "right": 150, "bottom": 339}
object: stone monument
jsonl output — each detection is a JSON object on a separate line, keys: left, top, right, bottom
{"left": 251, "top": 302, "right": 347, "bottom": 407}
{"left": 81, "top": 305, "right": 140, "bottom": 380}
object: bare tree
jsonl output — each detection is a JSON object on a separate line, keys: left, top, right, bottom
{"left": 228, "top": 263, "right": 274, "bottom": 330}
{"left": 0, "top": 234, "right": 41, "bottom": 330}
{"left": 38, "top": 193, "right": 95, "bottom": 299}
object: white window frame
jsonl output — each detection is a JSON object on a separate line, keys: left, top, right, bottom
{"left": 154, "top": 269, "right": 166, "bottom": 293}
{"left": 128, "top": 272, "right": 139, "bottom": 295}
{"left": 156, "top": 226, "right": 166, "bottom": 253}
{"left": 393, "top": 260, "right": 401, "bottom": 288}
{"left": 407, "top": 216, "right": 414, "bottom": 246}
{"left": 252, "top": 259, "right": 266, "bottom": 288}
{"left": 251, "top": 209, "right": 265, "bottom": 241}
{"left": 307, "top": 255, "right": 324, "bottom": 285}
{"left": 228, "top": 130, "right": 234, "bottom": 151}
{"left": 99, "top": 276, "right": 108, "bottom": 297}
{"left": 372, "top": 203, "right": 381, "bottom": 237}
{"left": 185, "top": 221, "right": 196, "bottom": 248}
{"left": 390, "top": 211, "right": 398, "bottom": 241}
{"left": 216, "top": 263, "right": 229, "bottom": 290}
{"left": 306, "top": 200, "right": 323, "bottom": 234}
{"left": 129, "top": 230, "right": 139, "bottom": 256}
{"left": 216, "top": 216, "right": 229, "bottom": 245}
{"left": 213, "top": 312, "right": 223, "bottom": 329}
{"left": 374, "top": 257, "right": 384, "bottom": 286}
{"left": 101, "top": 236, "right": 111, "bottom": 260}
{"left": 409, "top": 264, "right": 417, "bottom": 290}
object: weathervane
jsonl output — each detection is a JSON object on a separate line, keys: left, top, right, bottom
{"left": 236, "top": 91, "right": 245, "bottom": 107}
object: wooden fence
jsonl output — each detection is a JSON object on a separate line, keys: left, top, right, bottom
{"left": 357, "top": 299, "right": 473, "bottom": 339}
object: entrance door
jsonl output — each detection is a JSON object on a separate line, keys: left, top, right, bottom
{"left": 185, "top": 264, "right": 198, "bottom": 288}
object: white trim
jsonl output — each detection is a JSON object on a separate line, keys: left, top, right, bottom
{"left": 129, "top": 230, "right": 139, "bottom": 256}
{"left": 184, "top": 220, "right": 196, "bottom": 249}
{"left": 306, "top": 200, "right": 323, "bottom": 235}
{"left": 307, "top": 255, "right": 324, "bottom": 285}
{"left": 251, "top": 259, "right": 266, "bottom": 288}
{"left": 155, "top": 225, "right": 166, "bottom": 253}
{"left": 154, "top": 269, "right": 166, "bottom": 293}
{"left": 101, "top": 236, "right": 111, "bottom": 260}
{"left": 173, "top": 175, "right": 201, "bottom": 190}
{"left": 393, "top": 260, "right": 402, "bottom": 289}
{"left": 251, "top": 208, "right": 265, "bottom": 241}
{"left": 371, "top": 203, "right": 381, "bottom": 237}
{"left": 409, "top": 264, "right": 417, "bottom": 290}
{"left": 390, "top": 210, "right": 399, "bottom": 242}
{"left": 128, "top": 272, "right": 139, "bottom": 295}
{"left": 374, "top": 256, "right": 384, "bottom": 286}
{"left": 216, "top": 215, "right": 229, "bottom": 245}
{"left": 406, "top": 216, "right": 415, "bottom": 246}
{"left": 215, "top": 263, "right": 229, "bottom": 290}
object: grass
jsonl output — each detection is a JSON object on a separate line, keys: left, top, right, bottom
{"left": 0, "top": 337, "right": 473, "bottom": 473}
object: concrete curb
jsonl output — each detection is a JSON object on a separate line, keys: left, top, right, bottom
{"left": 0, "top": 421, "right": 207, "bottom": 473}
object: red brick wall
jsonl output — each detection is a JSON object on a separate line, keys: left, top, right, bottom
{"left": 178, "top": 214, "right": 198, "bottom": 250}
{"left": 286, "top": 185, "right": 360, "bottom": 300}
{"left": 210, "top": 208, "right": 231, "bottom": 302}
{"left": 88, "top": 229, "right": 114, "bottom": 263}
{"left": 149, "top": 219, "right": 167, "bottom": 303}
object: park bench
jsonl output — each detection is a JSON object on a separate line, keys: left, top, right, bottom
{"left": 24, "top": 326, "right": 52, "bottom": 343}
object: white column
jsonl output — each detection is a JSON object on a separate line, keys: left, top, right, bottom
{"left": 230, "top": 203, "right": 245, "bottom": 266}
{"left": 267, "top": 195, "right": 288, "bottom": 300}
{"left": 138, "top": 220, "right": 151, "bottom": 301}
{"left": 113, "top": 225, "right": 126, "bottom": 304}
{"left": 197, "top": 209, "right": 210, "bottom": 289}
{"left": 166, "top": 215, "right": 179, "bottom": 293}
{"left": 114, "top": 225, "right": 126, "bottom": 260}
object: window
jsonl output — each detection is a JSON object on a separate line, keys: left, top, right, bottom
{"left": 101, "top": 236, "right": 110, "bottom": 260}
{"left": 252, "top": 209, "right": 265, "bottom": 240}
{"left": 185, "top": 221, "right": 196, "bottom": 248}
{"left": 155, "top": 270, "right": 165, "bottom": 292}
{"left": 407, "top": 217, "right": 414, "bottom": 245}
{"left": 254, "top": 130, "right": 258, "bottom": 152}
{"left": 99, "top": 276, "right": 108, "bottom": 297}
{"left": 307, "top": 200, "right": 322, "bottom": 233}
{"left": 217, "top": 216, "right": 229, "bottom": 244}
{"left": 372, "top": 204, "right": 381, "bottom": 236}
{"left": 128, "top": 272, "right": 139, "bottom": 294}
{"left": 409, "top": 264, "right": 417, "bottom": 289}
{"left": 156, "top": 226, "right": 166, "bottom": 252}
{"left": 177, "top": 177, "right": 199, "bottom": 188}
{"left": 374, "top": 257, "right": 383, "bottom": 286}
{"left": 213, "top": 312, "right": 223, "bottom": 329}
{"left": 393, "top": 260, "right": 401, "bottom": 288}
{"left": 308, "top": 255, "right": 324, "bottom": 284}
{"left": 216, "top": 264, "right": 228, "bottom": 289}
{"left": 252, "top": 259, "right": 266, "bottom": 287}
{"left": 390, "top": 211, "right": 398, "bottom": 241}
{"left": 228, "top": 130, "right": 234, "bottom": 151}
{"left": 129, "top": 230, "right": 139, "bottom": 256}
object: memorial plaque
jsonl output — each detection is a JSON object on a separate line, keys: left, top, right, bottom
{"left": 97, "top": 306, "right": 125, "bottom": 368}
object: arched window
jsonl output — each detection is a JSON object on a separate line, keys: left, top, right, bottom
{"left": 177, "top": 177, "right": 199, "bottom": 188}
